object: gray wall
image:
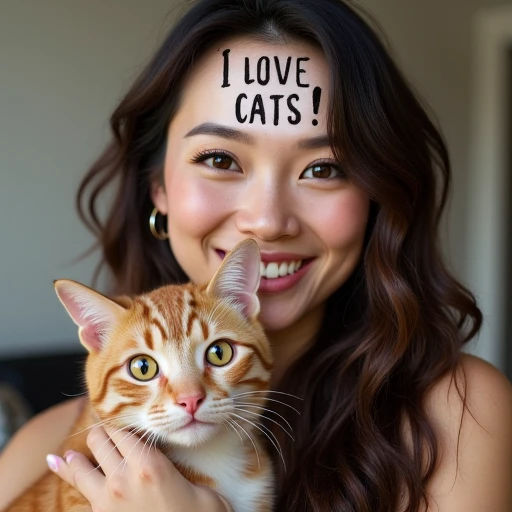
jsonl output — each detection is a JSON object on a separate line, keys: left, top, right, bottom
{"left": 0, "top": 0, "right": 510, "bottom": 358}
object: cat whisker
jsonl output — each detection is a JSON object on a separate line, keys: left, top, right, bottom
{"left": 233, "top": 402, "right": 294, "bottom": 432}
{"left": 139, "top": 430, "right": 154, "bottom": 462}
{"left": 144, "top": 431, "right": 161, "bottom": 467}
{"left": 138, "top": 431, "right": 155, "bottom": 471}
{"left": 65, "top": 419, "right": 114, "bottom": 439}
{"left": 106, "top": 428, "right": 147, "bottom": 479}
{"left": 74, "top": 422, "right": 142, "bottom": 481}
{"left": 119, "top": 428, "right": 151, "bottom": 475}
{"left": 100, "top": 422, "right": 140, "bottom": 454}
{"left": 234, "top": 406, "right": 294, "bottom": 440}
{"left": 60, "top": 391, "right": 88, "bottom": 397}
{"left": 90, "top": 422, "right": 141, "bottom": 473}
{"left": 65, "top": 414, "right": 140, "bottom": 439}
{"left": 223, "top": 419, "right": 244, "bottom": 444}
{"left": 211, "top": 398, "right": 234, "bottom": 408}
{"left": 232, "top": 390, "right": 303, "bottom": 401}
{"left": 229, "top": 412, "right": 285, "bottom": 471}
{"left": 234, "top": 396, "right": 301, "bottom": 415}
{"left": 211, "top": 403, "right": 236, "bottom": 414}
{"left": 231, "top": 412, "right": 283, "bottom": 454}
{"left": 227, "top": 418, "right": 261, "bottom": 469}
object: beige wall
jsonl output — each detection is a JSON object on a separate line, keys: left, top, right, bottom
{"left": 0, "top": 0, "right": 510, "bottom": 358}
{"left": 362, "top": 0, "right": 510, "bottom": 265}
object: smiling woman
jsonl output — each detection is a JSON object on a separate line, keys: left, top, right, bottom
{"left": 0, "top": 0, "right": 511, "bottom": 511}
{"left": 150, "top": 38, "right": 369, "bottom": 334}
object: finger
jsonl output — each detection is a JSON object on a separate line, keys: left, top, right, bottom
{"left": 87, "top": 426, "right": 124, "bottom": 475}
{"left": 105, "top": 425, "right": 148, "bottom": 460}
{"left": 105, "top": 426, "right": 183, "bottom": 486}
{"left": 48, "top": 450, "right": 103, "bottom": 503}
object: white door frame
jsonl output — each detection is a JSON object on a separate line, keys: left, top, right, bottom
{"left": 467, "top": 4, "right": 512, "bottom": 370}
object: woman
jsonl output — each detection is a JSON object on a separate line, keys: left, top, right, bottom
{"left": 1, "top": 0, "right": 511, "bottom": 510}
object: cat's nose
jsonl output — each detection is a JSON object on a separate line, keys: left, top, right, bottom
{"left": 176, "top": 392, "right": 206, "bottom": 415}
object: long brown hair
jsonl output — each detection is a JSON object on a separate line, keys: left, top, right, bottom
{"left": 77, "top": 1, "right": 482, "bottom": 510}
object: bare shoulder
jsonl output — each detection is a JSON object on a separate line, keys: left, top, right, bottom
{"left": 0, "top": 397, "right": 84, "bottom": 510}
{"left": 423, "top": 354, "right": 512, "bottom": 511}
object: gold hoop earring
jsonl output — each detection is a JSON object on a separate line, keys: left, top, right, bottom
{"left": 149, "top": 207, "right": 169, "bottom": 240}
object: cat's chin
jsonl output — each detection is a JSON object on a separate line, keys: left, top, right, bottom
{"left": 165, "top": 420, "right": 221, "bottom": 447}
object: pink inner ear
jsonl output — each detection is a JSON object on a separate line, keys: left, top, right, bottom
{"left": 235, "top": 290, "right": 260, "bottom": 319}
{"left": 57, "top": 287, "right": 90, "bottom": 327}
{"left": 81, "top": 325, "right": 104, "bottom": 353}
{"left": 55, "top": 281, "right": 122, "bottom": 354}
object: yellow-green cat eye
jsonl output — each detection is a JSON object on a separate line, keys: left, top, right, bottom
{"left": 129, "top": 355, "right": 158, "bottom": 381}
{"left": 205, "top": 340, "right": 234, "bottom": 367}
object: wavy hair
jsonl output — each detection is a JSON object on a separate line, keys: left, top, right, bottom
{"left": 77, "top": 0, "right": 482, "bottom": 510}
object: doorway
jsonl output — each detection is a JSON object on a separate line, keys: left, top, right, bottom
{"left": 467, "top": 5, "right": 512, "bottom": 374}
{"left": 505, "top": 47, "right": 512, "bottom": 381}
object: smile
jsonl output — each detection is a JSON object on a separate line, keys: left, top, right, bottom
{"left": 260, "top": 260, "right": 302, "bottom": 279}
{"left": 216, "top": 248, "right": 314, "bottom": 293}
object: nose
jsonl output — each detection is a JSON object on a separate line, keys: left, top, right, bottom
{"left": 176, "top": 392, "right": 206, "bottom": 415}
{"left": 236, "top": 177, "right": 300, "bottom": 241}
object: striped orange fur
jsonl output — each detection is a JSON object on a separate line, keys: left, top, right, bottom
{"left": 7, "top": 240, "right": 274, "bottom": 512}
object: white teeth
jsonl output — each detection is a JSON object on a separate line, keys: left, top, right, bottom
{"left": 260, "top": 260, "right": 304, "bottom": 279}
{"left": 266, "top": 262, "right": 279, "bottom": 279}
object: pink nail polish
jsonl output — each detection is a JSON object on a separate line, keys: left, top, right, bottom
{"left": 46, "top": 454, "right": 59, "bottom": 472}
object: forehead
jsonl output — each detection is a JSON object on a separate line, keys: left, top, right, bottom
{"left": 173, "top": 37, "right": 330, "bottom": 139}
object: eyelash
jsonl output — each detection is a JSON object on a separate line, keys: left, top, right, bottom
{"left": 190, "top": 149, "right": 345, "bottom": 179}
{"left": 191, "top": 149, "right": 238, "bottom": 167}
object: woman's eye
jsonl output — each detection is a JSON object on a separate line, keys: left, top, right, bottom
{"left": 300, "top": 163, "right": 344, "bottom": 180}
{"left": 196, "top": 152, "right": 241, "bottom": 171}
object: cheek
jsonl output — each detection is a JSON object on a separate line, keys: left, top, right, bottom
{"left": 315, "top": 190, "right": 370, "bottom": 251}
{"left": 165, "top": 170, "right": 235, "bottom": 238}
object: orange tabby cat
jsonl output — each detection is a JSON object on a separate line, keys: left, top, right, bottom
{"left": 6, "top": 239, "right": 274, "bottom": 512}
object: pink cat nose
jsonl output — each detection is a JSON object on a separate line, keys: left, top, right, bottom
{"left": 176, "top": 393, "right": 205, "bottom": 415}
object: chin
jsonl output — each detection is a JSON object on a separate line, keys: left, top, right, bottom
{"left": 257, "top": 302, "right": 302, "bottom": 332}
{"left": 166, "top": 422, "right": 220, "bottom": 447}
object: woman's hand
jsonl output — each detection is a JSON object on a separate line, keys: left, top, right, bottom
{"left": 46, "top": 426, "right": 232, "bottom": 512}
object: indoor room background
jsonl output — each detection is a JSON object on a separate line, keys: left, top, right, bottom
{"left": 0, "top": 0, "right": 511, "bottom": 444}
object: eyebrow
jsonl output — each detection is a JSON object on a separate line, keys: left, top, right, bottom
{"left": 185, "top": 123, "right": 254, "bottom": 144}
{"left": 297, "top": 135, "right": 331, "bottom": 149}
{"left": 184, "top": 122, "right": 331, "bottom": 149}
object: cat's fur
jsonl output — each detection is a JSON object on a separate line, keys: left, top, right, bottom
{"left": 6, "top": 240, "right": 274, "bottom": 512}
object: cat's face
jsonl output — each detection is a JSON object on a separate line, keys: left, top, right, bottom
{"left": 55, "top": 239, "right": 271, "bottom": 447}
{"left": 89, "top": 284, "right": 271, "bottom": 447}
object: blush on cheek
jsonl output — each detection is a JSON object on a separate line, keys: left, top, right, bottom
{"left": 167, "top": 178, "right": 238, "bottom": 237}
{"left": 319, "top": 193, "right": 370, "bottom": 249}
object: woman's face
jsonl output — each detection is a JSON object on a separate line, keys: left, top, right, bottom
{"left": 152, "top": 37, "right": 370, "bottom": 332}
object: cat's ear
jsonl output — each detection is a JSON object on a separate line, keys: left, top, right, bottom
{"left": 206, "top": 239, "right": 261, "bottom": 319}
{"left": 54, "top": 279, "right": 127, "bottom": 353}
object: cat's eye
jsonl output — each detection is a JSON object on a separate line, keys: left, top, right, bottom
{"left": 205, "top": 340, "right": 234, "bottom": 367}
{"left": 129, "top": 355, "right": 159, "bottom": 381}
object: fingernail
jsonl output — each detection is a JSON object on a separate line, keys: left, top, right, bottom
{"left": 64, "top": 450, "right": 76, "bottom": 464}
{"left": 46, "top": 454, "right": 59, "bottom": 472}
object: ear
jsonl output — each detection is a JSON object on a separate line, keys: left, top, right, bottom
{"left": 150, "top": 179, "right": 168, "bottom": 215}
{"left": 206, "top": 239, "right": 261, "bottom": 319}
{"left": 54, "top": 279, "right": 127, "bottom": 353}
